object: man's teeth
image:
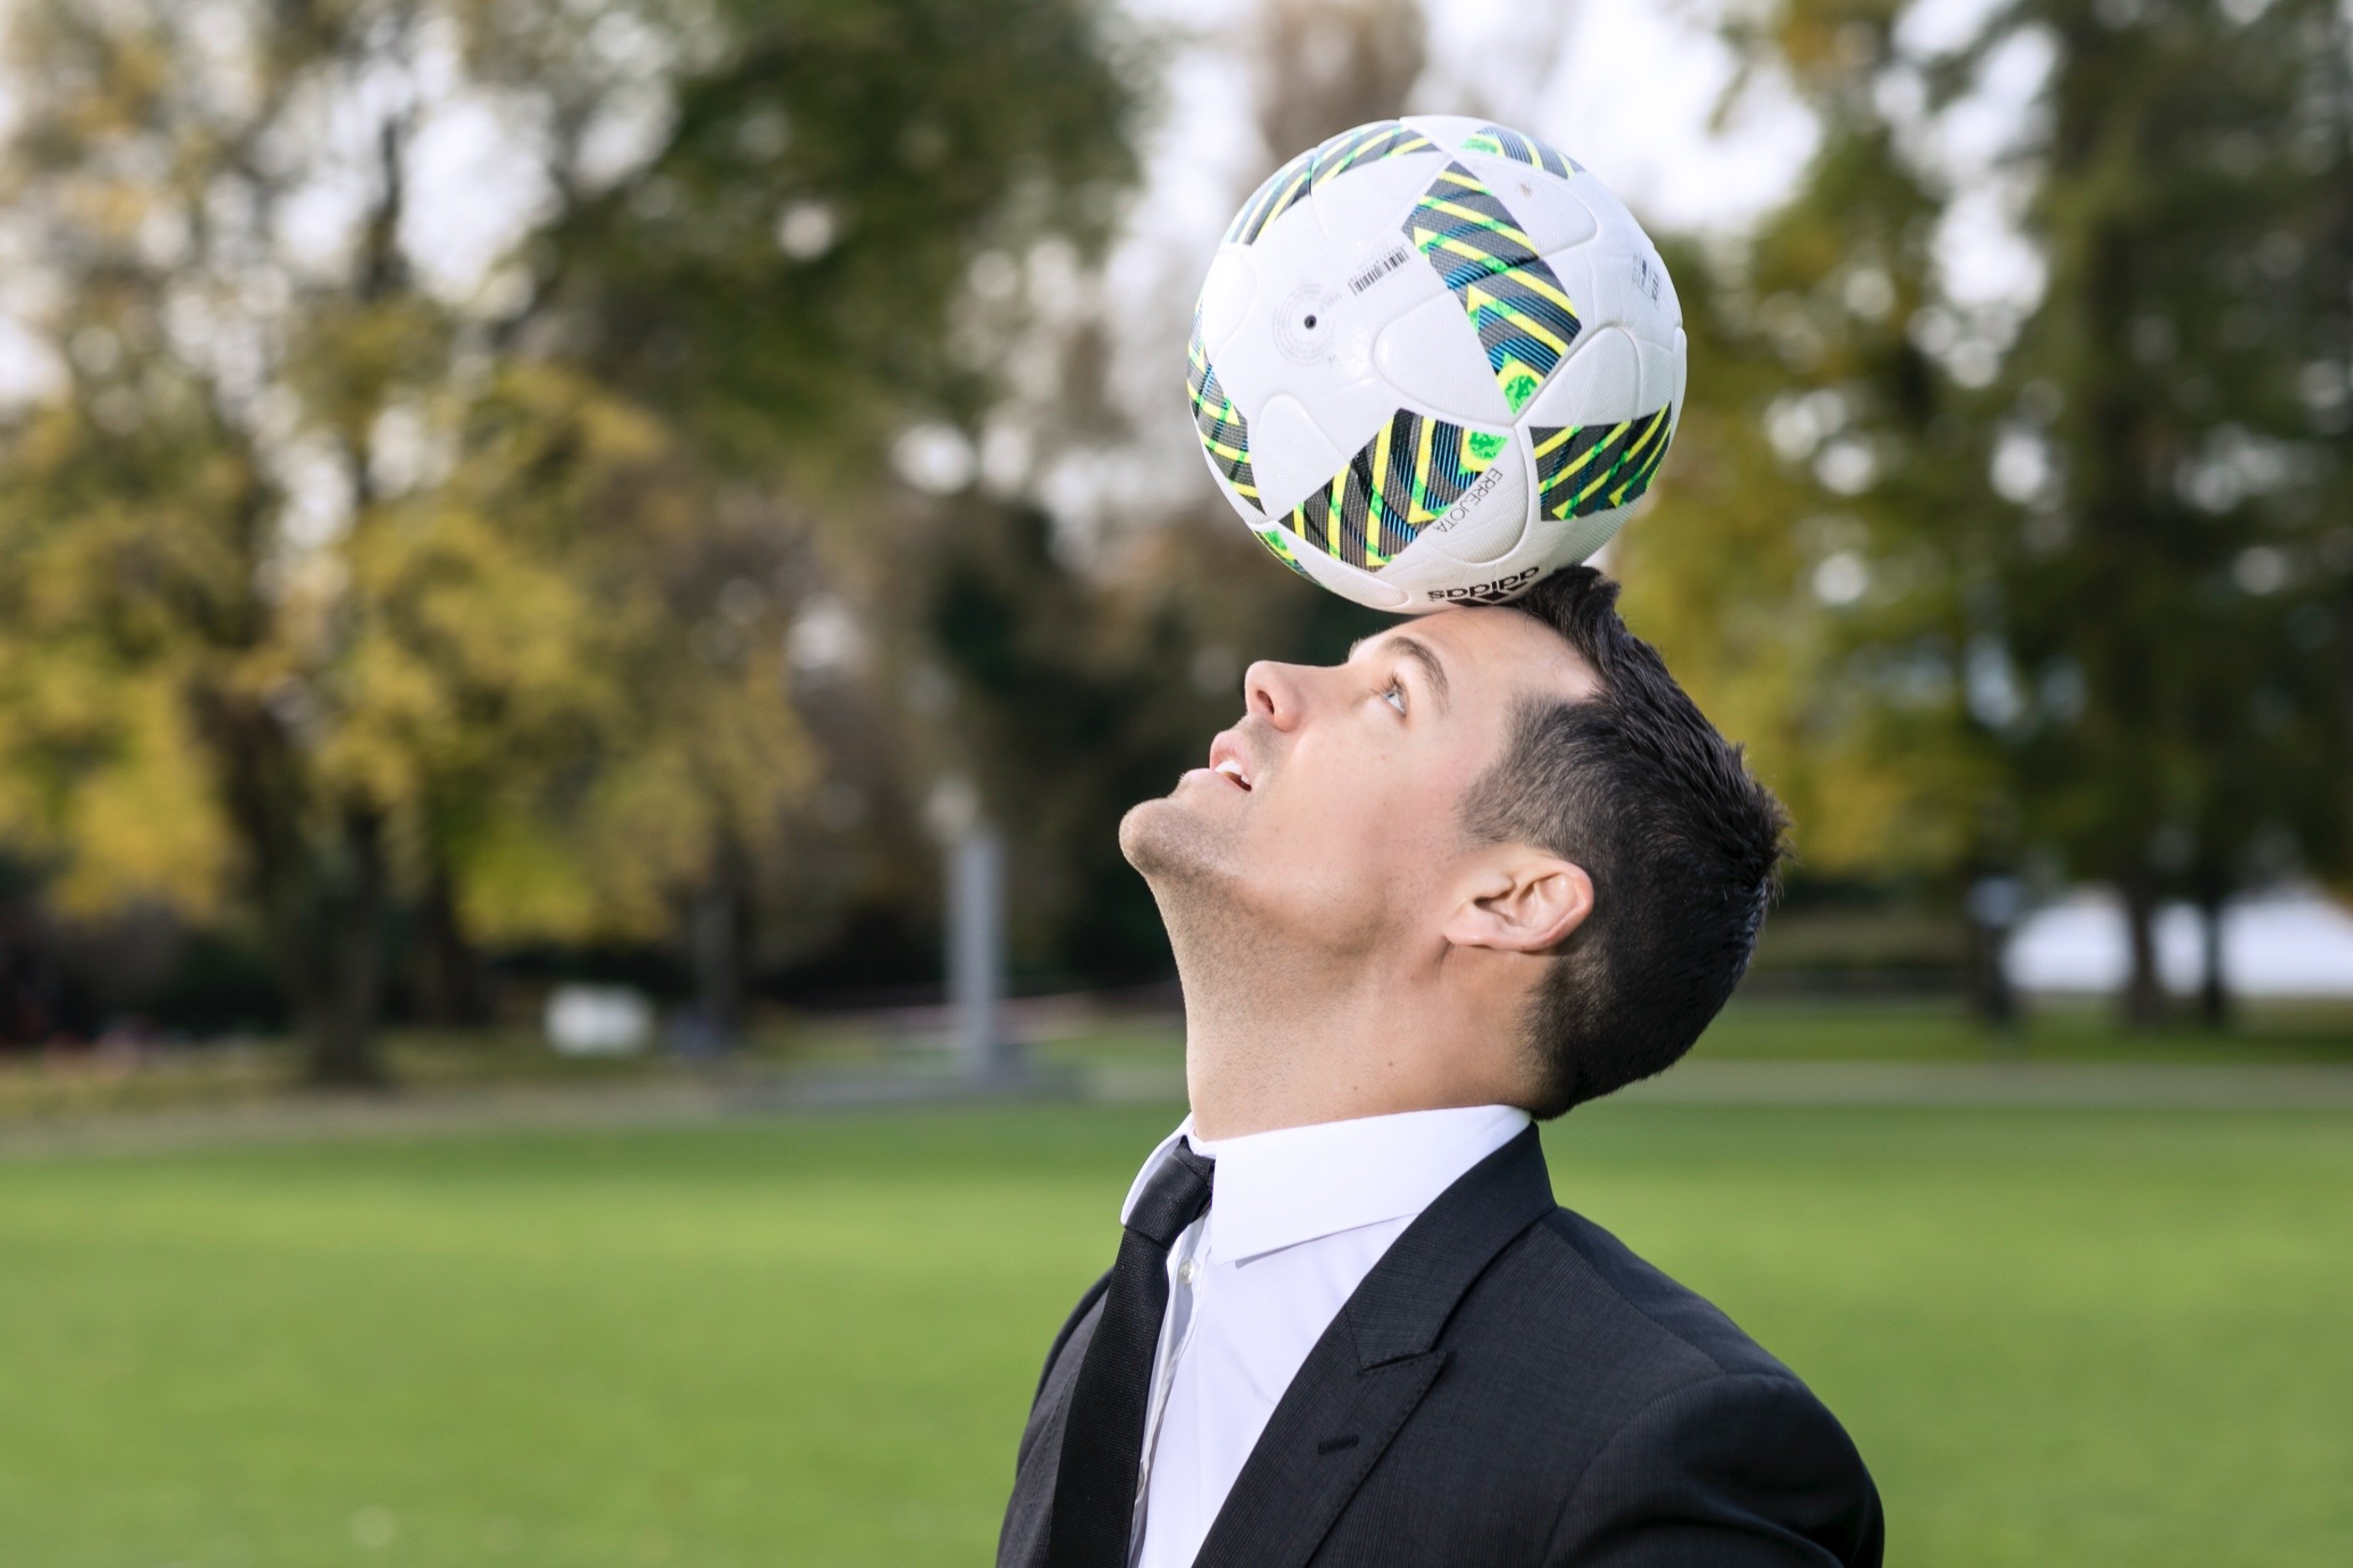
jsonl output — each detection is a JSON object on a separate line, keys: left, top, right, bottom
{"left": 1214, "top": 759, "right": 1248, "bottom": 787}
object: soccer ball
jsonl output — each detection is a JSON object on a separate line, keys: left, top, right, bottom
{"left": 1187, "top": 116, "right": 1684, "bottom": 612}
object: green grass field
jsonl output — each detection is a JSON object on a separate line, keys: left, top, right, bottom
{"left": 4, "top": 1098, "right": 2350, "bottom": 1566}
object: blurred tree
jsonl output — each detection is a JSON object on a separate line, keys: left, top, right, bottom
{"left": 0, "top": 0, "right": 1137, "bottom": 1076}
{"left": 1250, "top": 0, "right": 1427, "bottom": 158}
{"left": 1942, "top": 0, "right": 2353, "bottom": 1024}
{"left": 1618, "top": 9, "right": 2010, "bottom": 1022}
{"left": 805, "top": 0, "right": 1429, "bottom": 992}
{"left": 923, "top": 503, "right": 1208, "bottom": 982}
{"left": 1705, "top": 0, "right": 2353, "bottom": 1027}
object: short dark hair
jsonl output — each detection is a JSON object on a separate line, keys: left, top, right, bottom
{"left": 1461, "top": 567, "right": 1789, "bottom": 1117}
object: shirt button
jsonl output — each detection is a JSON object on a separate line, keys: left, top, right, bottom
{"left": 1176, "top": 1258, "right": 1200, "bottom": 1286}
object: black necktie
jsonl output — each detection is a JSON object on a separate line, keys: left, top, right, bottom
{"left": 1046, "top": 1141, "right": 1217, "bottom": 1568}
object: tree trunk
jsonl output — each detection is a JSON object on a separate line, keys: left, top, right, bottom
{"left": 686, "top": 834, "right": 750, "bottom": 1054}
{"left": 2195, "top": 886, "right": 2231, "bottom": 1033}
{"left": 2118, "top": 874, "right": 2166, "bottom": 1029}
{"left": 1967, "top": 917, "right": 2020, "bottom": 1034}
{"left": 299, "top": 806, "right": 391, "bottom": 1086}
{"left": 1964, "top": 874, "right": 2023, "bottom": 1036}
{"left": 195, "top": 687, "right": 391, "bottom": 1085}
{"left": 411, "top": 860, "right": 493, "bottom": 1028}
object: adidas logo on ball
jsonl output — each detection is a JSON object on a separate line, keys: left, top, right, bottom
{"left": 1427, "top": 566, "right": 1548, "bottom": 605}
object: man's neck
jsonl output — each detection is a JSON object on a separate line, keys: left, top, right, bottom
{"left": 1170, "top": 914, "right": 1514, "bottom": 1141}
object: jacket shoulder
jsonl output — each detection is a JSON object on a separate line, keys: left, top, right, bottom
{"left": 1430, "top": 1201, "right": 1824, "bottom": 1443}
{"left": 1443, "top": 1207, "right": 1881, "bottom": 1562}
{"left": 1527, "top": 1206, "right": 1800, "bottom": 1383}
{"left": 1546, "top": 1365, "right": 1885, "bottom": 1565}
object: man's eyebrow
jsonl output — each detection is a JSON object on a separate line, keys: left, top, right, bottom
{"left": 1350, "top": 632, "right": 1450, "bottom": 711}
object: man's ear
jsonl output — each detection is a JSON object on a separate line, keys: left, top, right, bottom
{"left": 1443, "top": 852, "right": 1594, "bottom": 956}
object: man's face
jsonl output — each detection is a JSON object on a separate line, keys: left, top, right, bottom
{"left": 1120, "top": 605, "right": 1599, "bottom": 955}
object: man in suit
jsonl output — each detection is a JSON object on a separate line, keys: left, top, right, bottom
{"left": 999, "top": 568, "right": 1884, "bottom": 1568}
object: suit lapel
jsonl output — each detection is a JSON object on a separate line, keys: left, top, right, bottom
{"left": 1190, "top": 1126, "right": 1557, "bottom": 1568}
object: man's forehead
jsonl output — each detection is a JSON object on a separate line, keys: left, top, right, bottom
{"left": 1351, "top": 607, "right": 1598, "bottom": 703}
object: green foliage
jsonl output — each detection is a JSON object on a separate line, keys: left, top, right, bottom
{"left": 1618, "top": 224, "right": 1997, "bottom": 878}
{"left": 916, "top": 503, "right": 1386, "bottom": 982}
{"left": 509, "top": 0, "right": 1140, "bottom": 475}
{"left": 1680, "top": 0, "right": 2353, "bottom": 1019}
{"left": 0, "top": 0, "right": 1140, "bottom": 1067}
{"left": 0, "top": 386, "right": 261, "bottom": 916}
{"left": 1982, "top": 0, "right": 2353, "bottom": 935}
{"left": 1620, "top": 105, "right": 2002, "bottom": 880}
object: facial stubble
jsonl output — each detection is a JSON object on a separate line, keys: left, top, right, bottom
{"left": 1118, "top": 791, "right": 1281, "bottom": 992}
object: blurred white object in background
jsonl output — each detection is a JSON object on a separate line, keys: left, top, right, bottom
{"left": 2006, "top": 886, "right": 2353, "bottom": 998}
{"left": 544, "top": 985, "right": 655, "bottom": 1055}
{"left": 926, "top": 773, "right": 1018, "bottom": 1081}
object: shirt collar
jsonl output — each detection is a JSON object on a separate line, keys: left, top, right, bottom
{"left": 1119, "top": 1103, "right": 1532, "bottom": 1266}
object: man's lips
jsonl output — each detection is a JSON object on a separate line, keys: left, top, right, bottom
{"left": 1206, "top": 730, "right": 1252, "bottom": 791}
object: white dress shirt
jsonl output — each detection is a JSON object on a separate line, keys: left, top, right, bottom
{"left": 1117, "top": 1103, "right": 1532, "bottom": 1568}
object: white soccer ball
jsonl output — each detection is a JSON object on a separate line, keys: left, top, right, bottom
{"left": 1187, "top": 116, "right": 1685, "bottom": 612}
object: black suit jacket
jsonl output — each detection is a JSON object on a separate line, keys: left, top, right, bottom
{"left": 998, "top": 1125, "right": 1883, "bottom": 1567}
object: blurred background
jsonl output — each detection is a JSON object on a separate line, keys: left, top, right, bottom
{"left": 1, "top": 0, "right": 2348, "bottom": 1564}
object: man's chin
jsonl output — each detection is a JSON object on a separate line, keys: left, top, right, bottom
{"left": 1118, "top": 792, "right": 1226, "bottom": 883}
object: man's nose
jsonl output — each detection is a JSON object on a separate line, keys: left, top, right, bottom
{"left": 1242, "top": 659, "right": 1308, "bottom": 731}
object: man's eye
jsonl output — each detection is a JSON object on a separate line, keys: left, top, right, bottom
{"left": 1383, "top": 679, "right": 1407, "bottom": 716}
